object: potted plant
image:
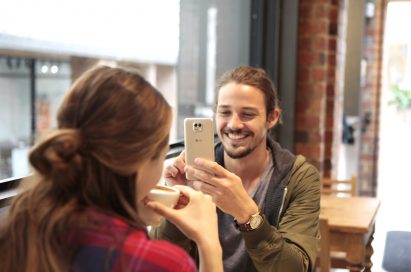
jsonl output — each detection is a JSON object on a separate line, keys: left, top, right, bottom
{"left": 388, "top": 84, "right": 411, "bottom": 124}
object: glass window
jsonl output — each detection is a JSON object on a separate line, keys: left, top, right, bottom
{"left": 177, "top": 0, "right": 251, "bottom": 139}
{"left": 0, "top": 0, "right": 251, "bottom": 181}
{"left": 0, "top": 57, "right": 71, "bottom": 179}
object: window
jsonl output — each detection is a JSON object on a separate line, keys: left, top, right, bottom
{"left": 0, "top": 0, "right": 251, "bottom": 181}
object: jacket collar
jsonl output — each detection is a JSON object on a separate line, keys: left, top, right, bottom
{"left": 215, "top": 137, "right": 295, "bottom": 180}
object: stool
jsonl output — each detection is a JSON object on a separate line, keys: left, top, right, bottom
{"left": 382, "top": 231, "right": 411, "bottom": 272}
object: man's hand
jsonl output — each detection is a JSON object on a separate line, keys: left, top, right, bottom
{"left": 185, "top": 158, "right": 259, "bottom": 223}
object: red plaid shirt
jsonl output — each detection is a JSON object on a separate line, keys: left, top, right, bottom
{"left": 68, "top": 208, "right": 197, "bottom": 272}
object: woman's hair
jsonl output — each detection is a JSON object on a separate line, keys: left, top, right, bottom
{"left": 0, "top": 66, "right": 172, "bottom": 271}
{"left": 215, "top": 66, "right": 281, "bottom": 117}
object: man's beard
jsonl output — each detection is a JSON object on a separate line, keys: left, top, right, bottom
{"left": 225, "top": 145, "right": 255, "bottom": 159}
{"left": 222, "top": 129, "right": 265, "bottom": 159}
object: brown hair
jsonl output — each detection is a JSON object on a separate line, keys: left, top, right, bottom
{"left": 216, "top": 66, "right": 280, "bottom": 117}
{"left": 0, "top": 66, "right": 171, "bottom": 271}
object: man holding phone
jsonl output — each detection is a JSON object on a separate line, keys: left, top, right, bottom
{"left": 151, "top": 66, "right": 320, "bottom": 272}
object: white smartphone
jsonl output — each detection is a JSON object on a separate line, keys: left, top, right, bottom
{"left": 184, "top": 118, "right": 215, "bottom": 180}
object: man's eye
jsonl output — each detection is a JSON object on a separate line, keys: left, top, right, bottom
{"left": 218, "top": 111, "right": 230, "bottom": 115}
{"left": 243, "top": 113, "right": 256, "bottom": 118}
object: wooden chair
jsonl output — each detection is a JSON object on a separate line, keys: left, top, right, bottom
{"left": 317, "top": 217, "right": 350, "bottom": 272}
{"left": 321, "top": 176, "right": 357, "bottom": 197}
{"left": 319, "top": 177, "right": 359, "bottom": 271}
{"left": 316, "top": 217, "right": 330, "bottom": 272}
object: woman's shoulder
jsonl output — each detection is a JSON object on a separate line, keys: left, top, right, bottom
{"left": 72, "top": 209, "right": 197, "bottom": 272}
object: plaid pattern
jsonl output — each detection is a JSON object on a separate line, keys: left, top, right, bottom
{"left": 69, "top": 208, "right": 197, "bottom": 272}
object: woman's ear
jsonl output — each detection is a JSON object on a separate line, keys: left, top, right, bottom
{"left": 266, "top": 108, "right": 281, "bottom": 129}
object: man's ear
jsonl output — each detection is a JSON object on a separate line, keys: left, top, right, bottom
{"left": 266, "top": 108, "right": 281, "bottom": 129}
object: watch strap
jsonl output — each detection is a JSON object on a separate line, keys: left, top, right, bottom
{"left": 234, "top": 210, "right": 265, "bottom": 232}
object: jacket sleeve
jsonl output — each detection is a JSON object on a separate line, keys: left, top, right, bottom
{"left": 244, "top": 157, "right": 321, "bottom": 272}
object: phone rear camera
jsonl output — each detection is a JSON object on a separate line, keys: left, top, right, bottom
{"left": 193, "top": 122, "right": 203, "bottom": 132}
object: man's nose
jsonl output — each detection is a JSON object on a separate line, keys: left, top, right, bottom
{"left": 227, "top": 114, "right": 243, "bottom": 130}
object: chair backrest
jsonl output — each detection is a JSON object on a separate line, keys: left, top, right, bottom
{"left": 321, "top": 176, "right": 356, "bottom": 197}
{"left": 317, "top": 217, "right": 330, "bottom": 272}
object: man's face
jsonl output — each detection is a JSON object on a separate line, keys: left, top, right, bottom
{"left": 215, "top": 82, "right": 279, "bottom": 159}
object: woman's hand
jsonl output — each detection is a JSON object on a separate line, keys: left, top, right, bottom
{"left": 145, "top": 185, "right": 218, "bottom": 245}
{"left": 163, "top": 151, "right": 188, "bottom": 186}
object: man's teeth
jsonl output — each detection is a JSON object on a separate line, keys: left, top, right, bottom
{"left": 228, "top": 133, "right": 246, "bottom": 140}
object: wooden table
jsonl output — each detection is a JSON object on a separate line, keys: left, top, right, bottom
{"left": 320, "top": 195, "right": 380, "bottom": 271}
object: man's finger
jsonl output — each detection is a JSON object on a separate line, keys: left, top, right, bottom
{"left": 185, "top": 166, "right": 220, "bottom": 186}
{"left": 194, "top": 158, "right": 227, "bottom": 177}
{"left": 191, "top": 180, "right": 218, "bottom": 196}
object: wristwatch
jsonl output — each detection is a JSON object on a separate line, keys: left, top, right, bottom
{"left": 234, "top": 210, "right": 265, "bottom": 232}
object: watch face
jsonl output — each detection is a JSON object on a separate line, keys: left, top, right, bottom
{"left": 249, "top": 214, "right": 263, "bottom": 229}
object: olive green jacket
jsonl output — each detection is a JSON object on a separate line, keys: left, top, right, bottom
{"left": 151, "top": 139, "right": 320, "bottom": 272}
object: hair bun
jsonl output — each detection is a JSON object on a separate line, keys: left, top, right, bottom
{"left": 29, "top": 129, "right": 84, "bottom": 177}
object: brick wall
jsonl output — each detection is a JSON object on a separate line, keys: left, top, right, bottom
{"left": 358, "top": 0, "right": 387, "bottom": 196}
{"left": 296, "top": 0, "right": 387, "bottom": 193}
{"left": 295, "top": 0, "right": 346, "bottom": 177}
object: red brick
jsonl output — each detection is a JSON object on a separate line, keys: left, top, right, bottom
{"left": 309, "top": 100, "right": 323, "bottom": 114}
{"left": 299, "top": 52, "right": 317, "bottom": 66}
{"left": 315, "top": 36, "right": 327, "bottom": 51}
{"left": 295, "top": 144, "right": 322, "bottom": 158}
{"left": 310, "top": 131, "right": 323, "bottom": 142}
{"left": 295, "top": 98, "right": 310, "bottom": 111}
{"left": 326, "top": 103, "right": 334, "bottom": 116}
{"left": 329, "top": 22, "right": 338, "bottom": 36}
{"left": 315, "top": 5, "right": 328, "bottom": 18}
{"left": 297, "top": 83, "right": 314, "bottom": 94}
{"left": 329, "top": 6, "right": 339, "bottom": 22}
{"left": 304, "top": 20, "right": 328, "bottom": 34}
{"left": 295, "top": 130, "right": 309, "bottom": 143}
{"left": 327, "top": 68, "right": 336, "bottom": 81}
{"left": 312, "top": 67, "right": 327, "bottom": 81}
{"left": 313, "top": 82, "right": 327, "bottom": 96}
{"left": 328, "top": 53, "right": 336, "bottom": 66}
{"left": 297, "top": 67, "right": 310, "bottom": 82}
{"left": 299, "top": 37, "right": 313, "bottom": 51}
{"left": 328, "top": 38, "right": 337, "bottom": 51}
{"left": 299, "top": 3, "right": 314, "bottom": 19}
{"left": 325, "top": 116, "right": 334, "bottom": 128}
{"left": 299, "top": 0, "right": 315, "bottom": 5}
{"left": 297, "top": 113, "right": 322, "bottom": 128}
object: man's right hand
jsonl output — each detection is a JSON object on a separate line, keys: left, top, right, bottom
{"left": 164, "top": 150, "right": 188, "bottom": 186}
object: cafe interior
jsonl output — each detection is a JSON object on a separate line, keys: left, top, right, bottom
{"left": 1, "top": 0, "right": 411, "bottom": 271}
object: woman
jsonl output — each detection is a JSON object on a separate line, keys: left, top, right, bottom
{"left": 0, "top": 66, "right": 222, "bottom": 272}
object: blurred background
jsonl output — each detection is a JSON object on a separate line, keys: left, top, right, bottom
{"left": 1, "top": 0, "right": 411, "bottom": 270}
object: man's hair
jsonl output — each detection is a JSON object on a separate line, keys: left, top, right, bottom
{"left": 216, "top": 66, "right": 280, "bottom": 116}
{"left": 0, "top": 65, "right": 172, "bottom": 271}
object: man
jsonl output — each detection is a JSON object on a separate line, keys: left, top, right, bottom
{"left": 151, "top": 66, "right": 320, "bottom": 272}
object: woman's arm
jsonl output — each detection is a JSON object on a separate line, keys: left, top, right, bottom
{"left": 146, "top": 185, "right": 223, "bottom": 272}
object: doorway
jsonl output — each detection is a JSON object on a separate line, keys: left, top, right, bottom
{"left": 373, "top": 1, "right": 411, "bottom": 270}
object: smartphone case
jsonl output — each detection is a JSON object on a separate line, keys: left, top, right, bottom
{"left": 184, "top": 118, "right": 215, "bottom": 180}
